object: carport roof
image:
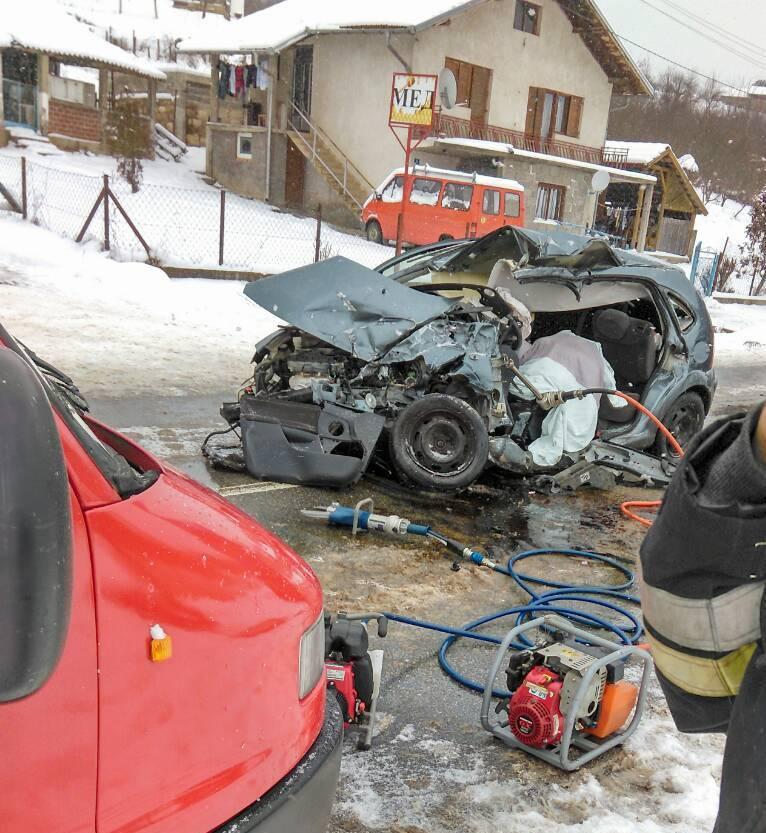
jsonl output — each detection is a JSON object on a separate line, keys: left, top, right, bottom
{"left": 0, "top": 5, "right": 166, "bottom": 79}
{"left": 427, "top": 138, "right": 658, "bottom": 186}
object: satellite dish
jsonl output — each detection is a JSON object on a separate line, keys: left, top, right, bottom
{"left": 591, "top": 169, "right": 611, "bottom": 193}
{"left": 438, "top": 68, "right": 457, "bottom": 110}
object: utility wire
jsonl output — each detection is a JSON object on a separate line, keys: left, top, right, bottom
{"left": 636, "top": 0, "right": 766, "bottom": 72}
{"left": 654, "top": 0, "right": 766, "bottom": 63}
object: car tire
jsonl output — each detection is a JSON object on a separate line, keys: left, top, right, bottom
{"left": 366, "top": 220, "right": 383, "bottom": 244}
{"left": 652, "top": 391, "right": 705, "bottom": 459}
{"left": 389, "top": 394, "right": 489, "bottom": 490}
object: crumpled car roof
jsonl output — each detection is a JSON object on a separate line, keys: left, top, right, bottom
{"left": 244, "top": 256, "right": 456, "bottom": 361}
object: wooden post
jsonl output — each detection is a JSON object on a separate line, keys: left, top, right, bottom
{"left": 219, "top": 189, "right": 226, "bottom": 266}
{"left": 314, "top": 204, "right": 322, "bottom": 262}
{"left": 37, "top": 54, "right": 50, "bottom": 135}
{"left": 637, "top": 183, "right": 655, "bottom": 253}
{"left": 20, "top": 157, "right": 27, "bottom": 219}
{"left": 103, "top": 174, "right": 110, "bottom": 251}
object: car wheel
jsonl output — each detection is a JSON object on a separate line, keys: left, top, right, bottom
{"left": 652, "top": 391, "right": 705, "bottom": 459}
{"left": 366, "top": 220, "right": 383, "bottom": 244}
{"left": 389, "top": 394, "right": 489, "bottom": 490}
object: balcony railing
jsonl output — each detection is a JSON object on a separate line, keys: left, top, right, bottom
{"left": 431, "top": 114, "right": 629, "bottom": 169}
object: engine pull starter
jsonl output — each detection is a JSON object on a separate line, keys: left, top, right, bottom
{"left": 481, "top": 614, "right": 652, "bottom": 771}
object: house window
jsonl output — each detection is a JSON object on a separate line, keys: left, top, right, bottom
{"left": 526, "top": 88, "right": 583, "bottom": 138}
{"left": 444, "top": 57, "right": 492, "bottom": 124}
{"left": 441, "top": 182, "right": 474, "bottom": 211}
{"left": 237, "top": 132, "right": 253, "bottom": 159}
{"left": 505, "top": 192, "right": 521, "bottom": 218}
{"left": 514, "top": 0, "right": 541, "bottom": 35}
{"left": 381, "top": 175, "right": 404, "bottom": 203}
{"left": 409, "top": 178, "right": 441, "bottom": 206}
{"left": 535, "top": 184, "right": 566, "bottom": 222}
{"left": 483, "top": 189, "right": 500, "bottom": 215}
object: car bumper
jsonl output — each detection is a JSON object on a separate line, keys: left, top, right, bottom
{"left": 214, "top": 696, "right": 343, "bottom": 833}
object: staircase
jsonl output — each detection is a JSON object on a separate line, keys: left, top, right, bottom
{"left": 286, "top": 101, "right": 374, "bottom": 214}
{"left": 153, "top": 123, "right": 187, "bottom": 162}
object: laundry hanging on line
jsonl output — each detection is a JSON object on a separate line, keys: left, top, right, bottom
{"left": 217, "top": 61, "right": 270, "bottom": 99}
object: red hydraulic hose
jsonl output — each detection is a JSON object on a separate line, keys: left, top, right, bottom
{"left": 561, "top": 388, "right": 685, "bottom": 528}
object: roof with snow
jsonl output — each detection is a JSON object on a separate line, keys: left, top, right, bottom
{"left": 604, "top": 141, "right": 706, "bottom": 215}
{"left": 0, "top": 4, "right": 166, "bottom": 79}
{"left": 178, "top": 0, "right": 650, "bottom": 95}
{"left": 427, "top": 137, "right": 658, "bottom": 185}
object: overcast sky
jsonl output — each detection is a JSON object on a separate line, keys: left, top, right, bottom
{"left": 596, "top": 0, "right": 766, "bottom": 91}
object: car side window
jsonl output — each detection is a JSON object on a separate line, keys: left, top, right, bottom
{"left": 409, "top": 178, "right": 441, "bottom": 206}
{"left": 483, "top": 189, "right": 500, "bottom": 215}
{"left": 442, "top": 183, "right": 474, "bottom": 211}
{"left": 505, "top": 192, "right": 521, "bottom": 218}
{"left": 380, "top": 176, "right": 404, "bottom": 202}
{"left": 668, "top": 293, "right": 696, "bottom": 332}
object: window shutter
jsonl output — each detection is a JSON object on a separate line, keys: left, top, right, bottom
{"left": 526, "top": 87, "right": 541, "bottom": 134}
{"left": 533, "top": 4, "right": 542, "bottom": 34}
{"left": 566, "top": 96, "right": 583, "bottom": 138}
{"left": 470, "top": 66, "right": 492, "bottom": 125}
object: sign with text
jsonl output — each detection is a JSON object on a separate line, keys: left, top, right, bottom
{"left": 389, "top": 73, "right": 438, "bottom": 128}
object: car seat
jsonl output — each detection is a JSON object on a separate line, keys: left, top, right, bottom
{"left": 592, "top": 308, "right": 659, "bottom": 423}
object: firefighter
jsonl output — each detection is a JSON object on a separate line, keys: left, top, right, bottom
{"left": 640, "top": 402, "right": 766, "bottom": 832}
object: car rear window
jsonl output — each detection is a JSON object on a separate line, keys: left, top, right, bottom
{"left": 483, "top": 189, "right": 500, "bottom": 215}
{"left": 441, "top": 183, "right": 473, "bottom": 211}
{"left": 505, "top": 192, "right": 521, "bottom": 218}
{"left": 409, "top": 178, "right": 441, "bottom": 206}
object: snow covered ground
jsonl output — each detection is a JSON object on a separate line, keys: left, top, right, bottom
{"left": 706, "top": 296, "right": 766, "bottom": 365}
{"left": 0, "top": 213, "right": 280, "bottom": 395}
{"left": 0, "top": 140, "right": 394, "bottom": 273}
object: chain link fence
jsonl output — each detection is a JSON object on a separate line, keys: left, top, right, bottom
{"left": 0, "top": 156, "right": 393, "bottom": 274}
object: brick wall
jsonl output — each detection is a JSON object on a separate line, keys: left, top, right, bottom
{"left": 49, "top": 99, "right": 102, "bottom": 143}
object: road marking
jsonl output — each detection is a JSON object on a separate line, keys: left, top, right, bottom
{"left": 217, "top": 481, "right": 298, "bottom": 497}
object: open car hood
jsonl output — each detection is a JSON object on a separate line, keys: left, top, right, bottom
{"left": 244, "top": 256, "right": 455, "bottom": 361}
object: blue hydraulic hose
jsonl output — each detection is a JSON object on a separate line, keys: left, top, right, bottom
{"left": 385, "top": 547, "right": 642, "bottom": 698}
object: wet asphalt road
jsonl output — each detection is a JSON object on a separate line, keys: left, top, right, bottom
{"left": 86, "top": 356, "right": 760, "bottom": 833}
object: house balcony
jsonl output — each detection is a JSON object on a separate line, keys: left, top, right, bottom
{"left": 431, "top": 113, "right": 629, "bottom": 168}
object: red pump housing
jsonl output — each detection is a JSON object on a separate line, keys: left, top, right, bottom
{"left": 508, "top": 666, "right": 565, "bottom": 748}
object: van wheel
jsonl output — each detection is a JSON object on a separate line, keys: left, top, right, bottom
{"left": 652, "top": 392, "right": 705, "bottom": 459}
{"left": 439, "top": 234, "right": 454, "bottom": 242}
{"left": 389, "top": 394, "right": 488, "bottom": 490}
{"left": 366, "top": 220, "right": 383, "bottom": 244}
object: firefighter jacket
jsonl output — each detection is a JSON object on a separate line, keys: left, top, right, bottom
{"left": 640, "top": 405, "right": 766, "bottom": 833}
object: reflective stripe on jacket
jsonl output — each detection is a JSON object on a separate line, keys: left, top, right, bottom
{"left": 639, "top": 413, "right": 766, "bottom": 730}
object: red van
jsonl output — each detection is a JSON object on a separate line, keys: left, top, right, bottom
{"left": 0, "top": 324, "right": 341, "bottom": 833}
{"left": 361, "top": 165, "right": 525, "bottom": 246}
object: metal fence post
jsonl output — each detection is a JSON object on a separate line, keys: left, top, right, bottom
{"left": 314, "top": 204, "right": 322, "bottom": 262}
{"left": 103, "top": 174, "right": 110, "bottom": 251}
{"left": 20, "top": 157, "right": 27, "bottom": 219}
{"left": 219, "top": 189, "right": 226, "bottom": 266}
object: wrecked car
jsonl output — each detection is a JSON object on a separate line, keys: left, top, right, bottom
{"left": 204, "top": 227, "right": 716, "bottom": 493}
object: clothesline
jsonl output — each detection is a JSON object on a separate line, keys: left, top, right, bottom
{"left": 217, "top": 58, "right": 269, "bottom": 99}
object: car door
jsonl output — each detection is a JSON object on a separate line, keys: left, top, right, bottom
{"left": 405, "top": 176, "right": 443, "bottom": 244}
{"left": 439, "top": 180, "right": 476, "bottom": 238}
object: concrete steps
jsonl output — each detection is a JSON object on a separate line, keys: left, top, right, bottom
{"left": 287, "top": 127, "right": 372, "bottom": 214}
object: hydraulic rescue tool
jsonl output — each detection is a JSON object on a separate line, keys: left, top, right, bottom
{"left": 305, "top": 501, "right": 652, "bottom": 769}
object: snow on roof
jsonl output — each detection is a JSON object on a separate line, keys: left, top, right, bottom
{"left": 386, "top": 164, "right": 524, "bottom": 191}
{"left": 430, "top": 137, "right": 658, "bottom": 185}
{"left": 0, "top": 3, "right": 166, "bottom": 79}
{"left": 750, "top": 82, "right": 766, "bottom": 97}
{"left": 179, "top": 0, "right": 474, "bottom": 53}
{"left": 603, "top": 141, "right": 670, "bottom": 165}
{"left": 678, "top": 153, "right": 699, "bottom": 174}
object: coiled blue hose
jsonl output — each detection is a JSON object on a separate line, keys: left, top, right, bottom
{"left": 385, "top": 547, "right": 641, "bottom": 698}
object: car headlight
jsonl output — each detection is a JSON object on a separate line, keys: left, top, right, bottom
{"left": 298, "top": 614, "right": 325, "bottom": 699}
